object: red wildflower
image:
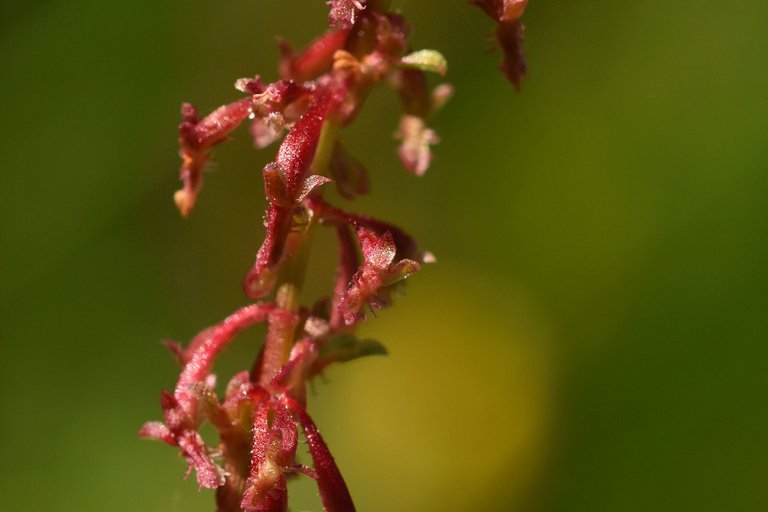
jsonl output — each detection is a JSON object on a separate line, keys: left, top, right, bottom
{"left": 144, "top": 2, "right": 532, "bottom": 510}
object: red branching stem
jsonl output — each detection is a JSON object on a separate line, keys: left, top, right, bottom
{"left": 144, "top": 2, "right": 530, "bottom": 510}
{"left": 176, "top": 98, "right": 252, "bottom": 217}
{"left": 175, "top": 303, "right": 273, "bottom": 417}
{"left": 280, "top": 28, "right": 351, "bottom": 82}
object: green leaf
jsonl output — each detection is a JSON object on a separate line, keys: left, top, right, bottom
{"left": 400, "top": 49, "right": 448, "bottom": 76}
{"left": 319, "top": 334, "right": 388, "bottom": 364}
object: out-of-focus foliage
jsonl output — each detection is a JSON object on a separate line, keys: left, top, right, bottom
{"left": 0, "top": 0, "right": 766, "bottom": 510}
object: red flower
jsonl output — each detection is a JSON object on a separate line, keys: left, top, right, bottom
{"left": 175, "top": 99, "right": 252, "bottom": 217}
{"left": 144, "top": 3, "right": 532, "bottom": 510}
{"left": 339, "top": 227, "right": 421, "bottom": 325}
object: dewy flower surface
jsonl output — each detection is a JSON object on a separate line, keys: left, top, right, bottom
{"left": 141, "top": 2, "right": 531, "bottom": 510}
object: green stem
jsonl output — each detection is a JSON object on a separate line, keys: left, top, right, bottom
{"left": 258, "top": 120, "right": 339, "bottom": 388}
{"left": 313, "top": 121, "right": 340, "bottom": 176}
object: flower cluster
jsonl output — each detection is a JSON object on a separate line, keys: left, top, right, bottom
{"left": 141, "top": 1, "right": 529, "bottom": 511}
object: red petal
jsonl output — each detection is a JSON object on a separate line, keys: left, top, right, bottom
{"left": 297, "top": 175, "right": 333, "bottom": 203}
{"left": 308, "top": 196, "right": 422, "bottom": 261}
{"left": 175, "top": 98, "right": 252, "bottom": 216}
{"left": 287, "top": 400, "right": 355, "bottom": 512}
{"left": 280, "top": 29, "right": 351, "bottom": 82}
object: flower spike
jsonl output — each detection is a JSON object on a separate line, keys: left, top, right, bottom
{"left": 145, "top": 2, "right": 533, "bottom": 510}
{"left": 141, "top": 304, "right": 272, "bottom": 488}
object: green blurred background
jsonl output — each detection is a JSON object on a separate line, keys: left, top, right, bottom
{"left": 1, "top": 0, "right": 766, "bottom": 510}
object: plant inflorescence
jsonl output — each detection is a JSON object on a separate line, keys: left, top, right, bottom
{"left": 141, "top": 1, "right": 529, "bottom": 510}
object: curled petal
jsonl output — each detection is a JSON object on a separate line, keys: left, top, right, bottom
{"left": 175, "top": 98, "right": 252, "bottom": 217}
{"left": 174, "top": 303, "right": 274, "bottom": 419}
